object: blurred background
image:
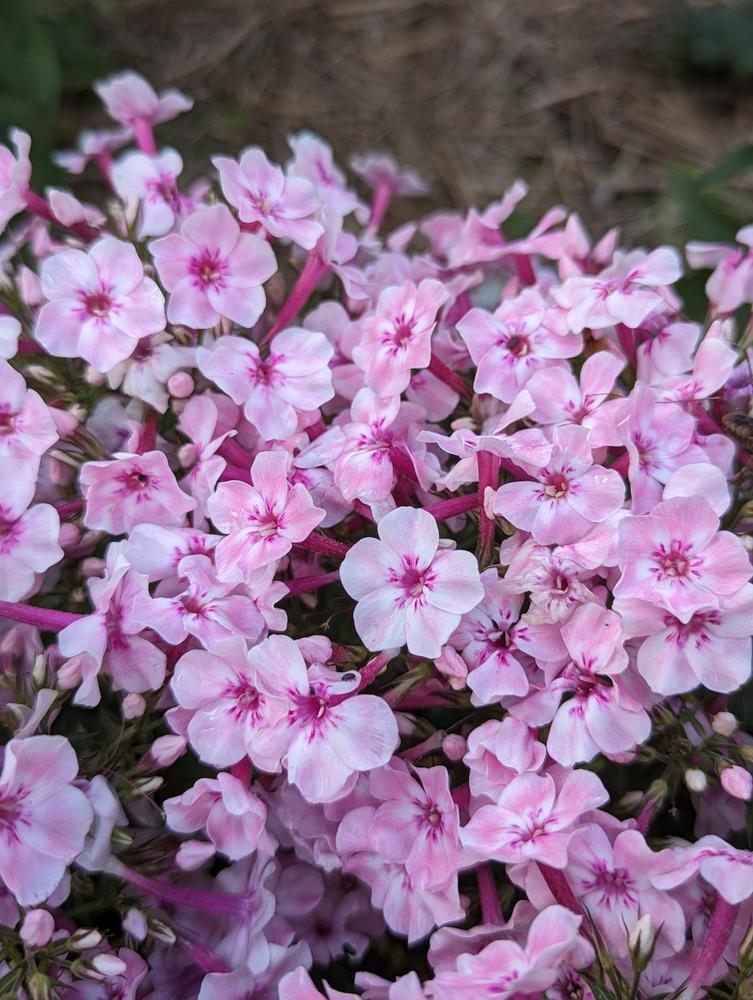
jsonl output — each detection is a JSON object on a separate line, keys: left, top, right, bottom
{"left": 4, "top": 0, "right": 753, "bottom": 246}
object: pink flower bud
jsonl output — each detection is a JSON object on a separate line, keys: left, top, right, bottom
{"left": 59, "top": 523, "right": 81, "bottom": 549}
{"left": 712, "top": 712, "right": 738, "bottom": 737}
{"left": 177, "top": 442, "right": 198, "bottom": 468}
{"left": 168, "top": 371, "right": 194, "bottom": 398}
{"left": 721, "top": 765, "right": 753, "bottom": 801}
{"left": 434, "top": 646, "right": 468, "bottom": 690}
{"left": 684, "top": 768, "right": 707, "bottom": 793}
{"left": 176, "top": 839, "right": 215, "bottom": 870}
{"left": 48, "top": 458, "right": 74, "bottom": 488}
{"left": 19, "top": 265, "right": 42, "bottom": 305}
{"left": 150, "top": 734, "right": 187, "bottom": 767}
{"left": 49, "top": 406, "right": 79, "bottom": 437}
{"left": 81, "top": 557, "right": 106, "bottom": 578}
{"left": 20, "top": 909, "right": 55, "bottom": 948}
{"left": 122, "top": 908, "right": 148, "bottom": 941}
{"left": 90, "top": 953, "right": 127, "bottom": 977}
{"left": 122, "top": 693, "right": 146, "bottom": 720}
{"left": 443, "top": 734, "right": 467, "bottom": 761}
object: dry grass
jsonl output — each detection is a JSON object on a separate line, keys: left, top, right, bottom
{"left": 93, "top": 0, "right": 753, "bottom": 239}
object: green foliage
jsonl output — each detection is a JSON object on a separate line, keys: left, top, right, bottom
{"left": 0, "top": 0, "right": 112, "bottom": 184}
{"left": 673, "top": 1, "right": 753, "bottom": 80}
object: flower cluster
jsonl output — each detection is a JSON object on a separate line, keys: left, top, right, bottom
{"left": 1, "top": 69, "right": 753, "bottom": 999}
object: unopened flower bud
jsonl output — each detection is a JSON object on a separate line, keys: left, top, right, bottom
{"left": 713, "top": 711, "right": 738, "bottom": 737}
{"left": 69, "top": 927, "right": 103, "bottom": 951}
{"left": 122, "top": 693, "right": 146, "bottom": 720}
{"left": 90, "top": 953, "right": 127, "bottom": 977}
{"left": 177, "top": 442, "right": 198, "bottom": 468}
{"left": 133, "top": 776, "right": 163, "bottom": 795}
{"left": 443, "top": 734, "right": 466, "bottom": 761}
{"left": 27, "top": 972, "right": 54, "bottom": 1000}
{"left": 148, "top": 916, "right": 177, "bottom": 945}
{"left": 168, "top": 372, "right": 194, "bottom": 398}
{"left": 740, "top": 746, "right": 753, "bottom": 765}
{"left": 434, "top": 646, "right": 467, "bottom": 690}
{"left": 176, "top": 839, "right": 215, "bottom": 871}
{"left": 59, "top": 523, "right": 81, "bottom": 549}
{"left": 721, "top": 765, "right": 753, "bottom": 801}
{"left": 81, "top": 557, "right": 106, "bottom": 578}
{"left": 685, "top": 768, "right": 707, "bottom": 793}
{"left": 21, "top": 909, "right": 55, "bottom": 947}
{"left": 628, "top": 913, "right": 654, "bottom": 966}
{"left": 149, "top": 734, "right": 187, "bottom": 768}
{"left": 84, "top": 365, "right": 106, "bottom": 386}
{"left": 32, "top": 654, "right": 47, "bottom": 687}
{"left": 123, "top": 907, "right": 148, "bottom": 941}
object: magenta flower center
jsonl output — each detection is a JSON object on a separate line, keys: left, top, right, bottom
{"left": 544, "top": 475, "right": 569, "bottom": 499}
{"left": 83, "top": 289, "right": 113, "bottom": 318}
{"left": 191, "top": 249, "right": 225, "bottom": 287}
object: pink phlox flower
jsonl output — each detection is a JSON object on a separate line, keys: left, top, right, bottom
{"left": 164, "top": 772, "right": 271, "bottom": 860}
{"left": 552, "top": 246, "right": 683, "bottom": 332}
{"left": 450, "top": 568, "right": 566, "bottom": 704}
{"left": 461, "top": 768, "right": 608, "bottom": 868}
{"left": 487, "top": 424, "right": 625, "bottom": 545}
{"left": 512, "top": 602, "right": 651, "bottom": 766}
{"left": 106, "top": 331, "right": 195, "bottom": 413}
{"left": 565, "top": 824, "right": 686, "bottom": 958}
{"left": 653, "top": 834, "right": 753, "bottom": 906}
{"left": 279, "top": 967, "right": 359, "bottom": 1000}
{"left": 287, "top": 130, "right": 362, "bottom": 219}
{"left": 341, "top": 506, "right": 484, "bottom": 658}
{"left": 549, "top": 213, "right": 619, "bottom": 278}
{"left": 249, "top": 635, "right": 399, "bottom": 803}
{"left": 336, "top": 805, "right": 465, "bottom": 942}
{"left": 46, "top": 187, "right": 105, "bottom": 228}
{"left": 112, "top": 148, "right": 191, "bottom": 238}
{"left": 352, "top": 279, "right": 450, "bottom": 395}
{"left": 0, "top": 456, "right": 62, "bottom": 601}
{"left": 214, "top": 146, "right": 324, "bottom": 249}
{"left": 615, "top": 583, "right": 753, "bottom": 695}
{"left": 655, "top": 323, "right": 738, "bottom": 403}
{"left": 687, "top": 225, "right": 753, "bottom": 314}
{"left": 53, "top": 125, "right": 131, "bottom": 175}
{"left": 197, "top": 326, "right": 334, "bottom": 440}
{"left": 35, "top": 237, "right": 166, "bottom": 372}
{"left": 58, "top": 546, "right": 169, "bottom": 693}
{"left": 614, "top": 496, "right": 752, "bottom": 623}
{"left": 635, "top": 317, "right": 700, "bottom": 383}
{"left": 150, "top": 203, "right": 277, "bottom": 329}
{"left": 171, "top": 635, "right": 290, "bottom": 770}
{"left": 0, "top": 359, "right": 58, "bottom": 461}
{"left": 350, "top": 152, "right": 429, "bottom": 198}
{"left": 457, "top": 289, "right": 582, "bottom": 403}
{"left": 421, "top": 390, "right": 552, "bottom": 492}
{"left": 302, "top": 300, "right": 363, "bottom": 399}
{"left": 148, "top": 553, "right": 268, "bottom": 649}
{"left": 94, "top": 71, "right": 192, "bottom": 126}
{"left": 616, "top": 383, "right": 703, "bottom": 514}
{"left": 0, "top": 128, "right": 31, "bottom": 232}
{"left": 80, "top": 450, "right": 196, "bottom": 534}
{"left": 207, "top": 449, "right": 325, "bottom": 583}
{"left": 464, "top": 717, "right": 547, "bottom": 802}
{"left": 441, "top": 180, "right": 528, "bottom": 268}
{"left": 526, "top": 350, "right": 626, "bottom": 446}
{"left": 177, "top": 395, "right": 235, "bottom": 519}
{"left": 366, "top": 758, "right": 462, "bottom": 890}
{"left": 124, "top": 523, "right": 220, "bottom": 582}
{"left": 499, "top": 537, "right": 602, "bottom": 622}
{"left": 0, "top": 735, "right": 92, "bottom": 905}
{"left": 428, "top": 905, "right": 586, "bottom": 1000}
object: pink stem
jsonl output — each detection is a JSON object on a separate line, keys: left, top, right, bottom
{"left": 264, "top": 252, "right": 328, "bottom": 343}
{"left": 539, "top": 865, "right": 582, "bottom": 915}
{"left": 428, "top": 353, "right": 473, "bottom": 400}
{"left": 135, "top": 411, "right": 159, "bottom": 454}
{"left": 476, "top": 864, "right": 503, "bottom": 925}
{"left": 284, "top": 571, "right": 340, "bottom": 597}
{"left": 55, "top": 498, "right": 84, "bottom": 519}
{"left": 400, "top": 731, "right": 445, "bottom": 762}
{"left": 352, "top": 499, "right": 376, "bottom": 523}
{"left": 0, "top": 601, "right": 82, "bottom": 632}
{"left": 307, "top": 414, "right": 327, "bottom": 440}
{"left": 295, "top": 532, "right": 351, "bottom": 558}
{"left": 610, "top": 450, "right": 630, "bottom": 476}
{"left": 367, "top": 179, "right": 394, "bottom": 233}
{"left": 132, "top": 118, "right": 157, "bottom": 155}
{"left": 329, "top": 651, "right": 392, "bottom": 706}
{"left": 185, "top": 940, "right": 229, "bottom": 975}
{"left": 498, "top": 457, "right": 535, "bottom": 481}
{"left": 17, "top": 339, "right": 44, "bottom": 355}
{"left": 512, "top": 255, "right": 536, "bottom": 286}
{"left": 219, "top": 463, "right": 252, "bottom": 484}
{"left": 616, "top": 323, "right": 638, "bottom": 370}
{"left": 94, "top": 152, "right": 114, "bottom": 188}
{"left": 427, "top": 492, "right": 480, "bottom": 520}
{"left": 117, "top": 864, "right": 249, "bottom": 916}
{"left": 477, "top": 451, "right": 500, "bottom": 561}
{"left": 25, "top": 190, "right": 99, "bottom": 241}
{"left": 390, "top": 446, "right": 419, "bottom": 484}
{"left": 217, "top": 438, "right": 253, "bottom": 468}
{"left": 684, "top": 895, "right": 738, "bottom": 997}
